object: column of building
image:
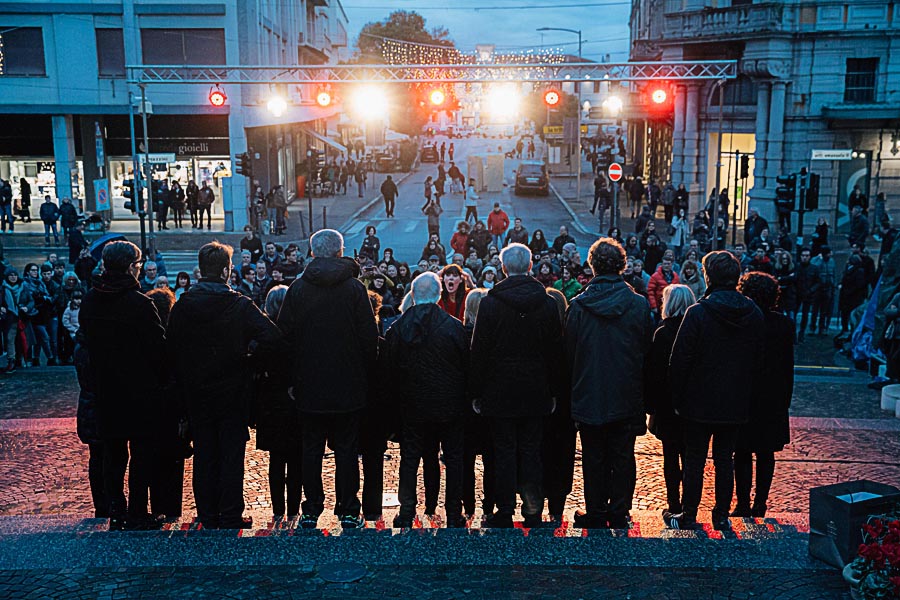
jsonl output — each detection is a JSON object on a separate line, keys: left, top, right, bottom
{"left": 764, "top": 80, "right": 787, "bottom": 187}
{"left": 670, "top": 84, "right": 687, "bottom": 188}
{"left": 682, "top": 84, "right": 701, "bottom": 211}
{"left": 751, "top": 81, "right": 771, "bottom": 204}
{"left": 52, "top": 116, "right": 76, "bottom": 202}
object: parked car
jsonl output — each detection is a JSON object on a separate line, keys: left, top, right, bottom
{"left": 420, "top": 143, "right": 439, "bottom": 163}
{"left": 514, "top": 160, "right": 550, "bottom": 196}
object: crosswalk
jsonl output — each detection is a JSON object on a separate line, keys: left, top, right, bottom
{"left": 158, "top": 250, "right": 199, "bottom": 276}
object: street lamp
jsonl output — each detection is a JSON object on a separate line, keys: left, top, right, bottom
{"left": 535, "top": 27, "right": 582, "bottom": 59}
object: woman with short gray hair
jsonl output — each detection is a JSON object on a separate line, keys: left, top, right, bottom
{"left": 643, "top": 283, "right": 696, "bottom": 523}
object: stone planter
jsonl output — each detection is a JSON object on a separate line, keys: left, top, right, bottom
{"left": 842, "top": 563, "right": 863, "bottom": 600}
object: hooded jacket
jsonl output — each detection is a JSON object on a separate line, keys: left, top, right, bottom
{"left": 79, "top": 272, "right": 166, "bottom": 439}
{"left": 167, "top": 280, "right": 283, "bottom": 422}
{"left": 470, "top": 274, "right": 562, "bottom": 417}
{"left": 385, "top": 303, "right": 468, "bottom": 421}
{"left": 566, "top": 274, "right": 653, "bottom": 427}
{"left": 277, "top": 256, "right": 378, "bottom": 414}
{"left": 669, "top": 288, "right": 764, "bottom": 424}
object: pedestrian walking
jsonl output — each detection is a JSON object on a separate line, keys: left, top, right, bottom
{"left": 566, "top": 237, "right": 653, "bottom": 529}
{"left": 381, "top": 175, "right": 398, "bottom": 218}
{"left": 167, "top": 242, "right": 284, "bottom": 529}
{"left": 39, "top": 195, "right": 61, "bottom": 246}
{"left": 355, "top": 164, "right": 367, "bottom": 198}
{"left": 387, "top": 272, "right": 469, "bottom": 528}
{"left": 0, "top": 179, "right": 14, "bottom": 232}
{"left": 464, "top": 178, "right": 480, "bottom": 223}
{"left": 667, "top": 251, "right": 764, "bottom": 531}
{"left": 79, "top": 241, "right": 167, "bottom": 530}
{"left": 733, "top": 272, "right": 793, "bottom": 519}
{"left": 59, "top": 197, "right": 78, "bottom": 243}
{"left": 470, "top": 243, "right": 562, "bottom": 528}
{"left": 277, "top": 229, "right": 379, "bottom": 530}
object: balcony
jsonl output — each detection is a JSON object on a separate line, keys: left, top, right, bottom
{"left": 663, "top": 3, "right": 787, "bottom": 43}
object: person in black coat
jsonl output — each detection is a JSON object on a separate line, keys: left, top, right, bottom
{"left": 470, "top": 243, "right": 563, "bottom": 528}
{"left": 838, "top": 254, "right": 869, "bottom": 334}
{"left": 667, "top": 251, "right": 765, "bottom": 530}
{"left": 167, "top": 242, "right": 284, "bottom": 529}
{"left": 386, "top": 272, "right": 469, "bottom": 528}
{"left": 79, "top": 241, "right": 166, "bottom": 530}
{"left": 566, "top": 238, "right": 654, "bottom": 529}
{"left": 734, "top": 272, "right": 793, "bottom": 518}
{"left": 68, "top": 220, "right": 88, "bottom": 265}
{"left": 276, "top": 229, "right": 379, "bottom": 529}
{"left": 644, "top": 284, "right": 696, "bottom": 522}
{"left": 795, "top": 248, "right": 820, "bottom": 342}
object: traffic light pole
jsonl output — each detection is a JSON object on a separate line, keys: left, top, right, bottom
{"left": 128, "top": 92, "right": 147, "bottom": 254}
{"left": 140, "top": 84, "right": 155, "bottom": 252}
{"left": 711, "top": 78, "right": 726, "bottom": 250}
{"left": 307, "top": 149, "right": 314, "bottom": 235}
{"left": 796, "top": 169, "right": 808, "bottom": 258}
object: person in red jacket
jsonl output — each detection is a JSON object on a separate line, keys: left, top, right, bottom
{"left": 647, "top": 256, "right": 680, "bottom": 316}
{"left": 450, "top": 221, "right": 471, "bottom": 257}
{"left": 487, "top": 203, "right": 509, "bottom": 250}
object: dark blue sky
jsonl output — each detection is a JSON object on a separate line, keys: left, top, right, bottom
{"left": 342, "top": 0, "right": 631, "bottom": 62}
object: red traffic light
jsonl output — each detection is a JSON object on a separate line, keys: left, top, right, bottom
{"left": 651, "top": 88, "right": 668, "bottom": 104}
{"left": 316, "top": 90, "right": 332, "bottom": 108}
{"left": 429, "top": 89, "right": 446, "bottom": 106}
{"left": 543, "top": 89, "right": 561, "bottom": 107}
{"left": 208, "top": 86, "right": 227, "bottom": 107}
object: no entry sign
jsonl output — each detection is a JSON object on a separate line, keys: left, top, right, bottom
{"left": 608, "top": 163, "right": 623, "bottom": 182}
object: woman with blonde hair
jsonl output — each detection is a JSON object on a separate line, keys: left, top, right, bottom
{"left": 643, "top": 283, "right": 696, "bottom": 523}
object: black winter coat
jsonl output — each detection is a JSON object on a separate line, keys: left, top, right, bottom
{"left": 795, "top": 261, "right": 821, "bottom": 303}
{"left": 565, "top": 274, "right": 653, "bottom": 428}
{"left": 277, "top": 257, "right": 379, "bottom": 414}
{"left": 79, "top": 272, "right": 166, "bottom": 440}
{"left": 644, "top": 315, "right": 684, "bottom": 442}
{"left": 167, "top": 280, "right": 284, "bottom": 423}
{"left": 669, "top": 288, "right": 764, "bottom": 425}
{"left": 839, "top": 265, "right": 869, "bottom": 313}
{"left": 470, "top": 275, "right": 562, "bottom": 417}
{"left": 736, "top": 311, "right": 793, "bottom": 452}
{"left": 385, "top": 303, "right": 468, "bottom": 422}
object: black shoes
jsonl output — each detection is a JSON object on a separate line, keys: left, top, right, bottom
{"left": 339, "top": 514, "right": 364, "bottom": 529}
{"left": 299, "top": 514, "right": 317, "bottom": 529}
{"left": 665, "top": 512, "right": 697, "bottom": 530}
{"left": 482, "top": 513, "right": 513, "bottom": 529}
{"left": 730, "top": 503, "right": 752, "bottom": 518}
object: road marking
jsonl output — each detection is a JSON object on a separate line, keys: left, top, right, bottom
{"left": 347, "top": 221, "right": 367, "bottom": 236}
{"left": 404, "top": 220, "right": 417, "bottom": 233}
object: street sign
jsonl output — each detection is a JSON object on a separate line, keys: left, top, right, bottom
{"left": 608, "top": 163, "right": 623, "bottom": 182}
{"left": 811, "top": 149, "right": 852, "bottom": 161}
{"left": 147, "top": 153, "right": 176, "bottom": 164}
{"left": 543, "top": 125, "right": 588, "bottom": 136}
{"left": 94, "top": 178, "right": 110, "bottom": 211}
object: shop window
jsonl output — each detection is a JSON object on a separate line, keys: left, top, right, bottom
{"left": 844, "top": 58, "right": 878, "bottom": 103}
{"left": 96, "top": 29, "right": 125, "bottom": 77}
{"left": 0, "top": 27, "right": 46, "bottom": 76}
{"left": 140, "top": 29, "right": 226, "bottom": 65}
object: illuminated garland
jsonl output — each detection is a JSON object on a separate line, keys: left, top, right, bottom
{"left": 0, "top": 33, "right": 4, "bottom": 75}
{"left": 378, "top": 36, "right": 565, "bottom": 67}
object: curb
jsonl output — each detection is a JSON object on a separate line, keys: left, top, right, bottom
{"left": 548, "top": 181, "right": 593, "bottom": 237}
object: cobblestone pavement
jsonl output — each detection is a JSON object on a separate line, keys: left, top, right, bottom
{"left": 0, "top": 565, "right": 850, "bottom": 599}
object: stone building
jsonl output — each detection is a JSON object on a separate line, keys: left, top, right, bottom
{"left": 629, "top": 0, "right": 900, "bottom": 237}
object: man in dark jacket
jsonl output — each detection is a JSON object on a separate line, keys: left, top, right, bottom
{"left": 167, "top": 242, "right": 283, "bottom": 529}
{"left": 386, "top": 271, "right": 468, "bottom": 528}
{"left": 277, "top": 229, "right": 379, "bottom": 529}
{"left": 667, "top": 251, "right": 764, "bottom": 530}
{"left": 381, "top": 175, "right": 398, "bottom": 218}
{"left": 552, "top": 226, "right": 576, "bottom": 255}
{"left": 795, "top": 247, "right": 821, "bottom": 342}
{"left": 68, "top": 220, "right": 88, "bottom": 265}
{"left": 40, "top": 195, "right": 61, "bottom": 246}
{"left": 470, "top": 243, "right": 563, "bottom": 528}
{"left": 566, "top": 238, "right": 654, "bottom": 529}
{"left": 743, "top": 208, "right": 769, "bottom": 247}
{"left": 79, "top": 241, "right": 166, "bottom": 530}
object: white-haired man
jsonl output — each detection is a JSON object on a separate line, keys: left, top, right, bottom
{"left": 385, "top": 272, "right": 469, "bottom": 528}
{"left": 277, "top": 229, "right": 379, "bottom": 530}
{"left": 470, "top": 243, "right": 563, "bottom": 528}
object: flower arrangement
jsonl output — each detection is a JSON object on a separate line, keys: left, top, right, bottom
{"left": 849, "top": 512, "right": 900, "bottom": 599}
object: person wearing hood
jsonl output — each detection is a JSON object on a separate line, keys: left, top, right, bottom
{"left": 565, "top": 238, "right": 653, "bottom": 529}
{"left": 470, "top": 243, "right": 563, "bottom": 528}
{"left": 667, "top": 251, "right": 765, "bottom": 531}
{"left": 277, "top": 229, "right": 379, "bottom": 530}
{"left": 79, "top": 241, "right": 167, "bottom": 530}
{"left": 386, "top": 272, "right": 469, "bottom": 528}
{"left": 167, "top": 242, "right": 284, "bottom": 529}
{"left": 733, "top": 272, "right": 793, "bottom": 519}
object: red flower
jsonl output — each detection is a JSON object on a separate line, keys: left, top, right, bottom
{"left": 860, "top": 542, "right": 887, "bottom": 569}
{"left": 890, "top": 576, "right": 900, "bottom": 596}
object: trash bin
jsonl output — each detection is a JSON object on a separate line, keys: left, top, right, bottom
{"left": 809, "top": 480, "right": 900, "bottom": 568}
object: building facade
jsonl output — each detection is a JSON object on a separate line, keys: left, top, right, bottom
{"left": 0, "top": 0, "right": 347, "bottom": 231}
{"left": 630, "top": 0, "right": 900, "bottom": 236}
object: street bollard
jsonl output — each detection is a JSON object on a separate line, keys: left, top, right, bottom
{"left": 323, "top": 206, "right": 327, "bottom": 229}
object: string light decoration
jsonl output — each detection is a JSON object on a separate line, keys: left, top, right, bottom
{"left": 0, "top": 33, "right": 4, "bottom": 75}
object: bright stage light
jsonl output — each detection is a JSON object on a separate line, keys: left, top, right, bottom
{"left": 352, "top": 86, "right": 389, "bottom": 120}
{"left": 486, "top": 86, "right": 520, "bottom": 121}
{"left": 267, "top": 95, "right": 287, "bottom": 117}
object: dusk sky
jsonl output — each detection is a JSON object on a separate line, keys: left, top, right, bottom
{"left": 341, "top": 0, "right": 632, "bottom": 62}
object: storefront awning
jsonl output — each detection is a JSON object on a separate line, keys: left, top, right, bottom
{"left": 301, "top": 127, "right": 348, "bottom": 155}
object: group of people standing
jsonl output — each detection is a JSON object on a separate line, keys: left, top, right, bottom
{"left": 76, "top": 222, "right": 793, "bottom": 532}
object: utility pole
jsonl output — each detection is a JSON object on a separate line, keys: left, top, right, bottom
{"left": 140, "top": 84, "right": 155, "bottom": 252}
{"left": 128, "top": 92, "right": 147, "bottom": 254}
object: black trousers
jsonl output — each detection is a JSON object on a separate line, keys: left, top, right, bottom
{"left": 191, "top": 417, "right": 249, "bottom": 528}
{"left": 398, "top": 419, "right": 465, "bottom": 521}
{"left": 798, "top": 300, "right": 815, "bottom": 334}
{"left": 734, "top": 450, "right": 775, "bottom": 510}
{"left": 491, "top": 416, "right": 543, "bottom": 520}
{"left": 681, "top": 420, "right": 739, "bottom": 520}
{"left": 465, "top": 207, "right": 478, "bottom": 223}
{"left": 384, "top": 196, "right": 395, "bottom": 217}
{"left": 103, "top": 437, "right": 153, "bottom": 522}
{"left": 269, "top": 449, "right": 302, "bottom": 517}
{"left": 579, "top": 421, "right": 637, "bottom": 527}
{"left": 301, "top": 411, "right": 362, "bottom": 518}
{"left": 197, "top": 205, "right": 212, "bottom": 229}
{"left": 150, "top": 450, "right": 185, "bottom": 519}
{"left": 542, "top": 412, "right": 576, "bottom": 516}
{"left": 661, "top": 437, "right": 685, "bottom": 513}
{"left": 88, "top": 442, "right": 109, "bottom": 518}
{"left": 463, "top": 414, "right": 495, "bottom": 516}
{"left": 359, "top": 417, "right": 387, "bottom": 520}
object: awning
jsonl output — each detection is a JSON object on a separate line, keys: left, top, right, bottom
{"left": 301, "top": 127, "right": 347, "bottom": 155}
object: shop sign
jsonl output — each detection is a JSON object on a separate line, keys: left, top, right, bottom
{"left": 147, "top": 153, "right": 176, "bottom": 164}
{"left": 811, "top": 149, "right": 852, "bottom": 161}
{"left": 94, "top": 178, "right": 110, "bottom": 211}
